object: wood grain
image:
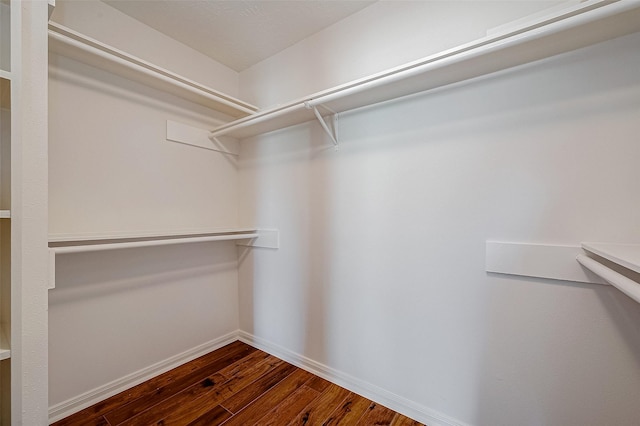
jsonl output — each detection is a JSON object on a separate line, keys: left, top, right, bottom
{"left": 289, "top": 382, "right": 351, "bottom": 425}
{"left": 52, "top": 341, "right": 424, "bottom": 426}
{"left": 322, "top": 392, "right": 373, "bottom": 425}
{"left": 219, "top": 368, "right": 314, "bottom": 425}
{"left": 53, "top": 340, "right": 253, "bottom": 426}
{"left": 254, "top": 384, "right": 320, "bottom": 426}
{"left": 103, "top": 342, "right": 256, "bottom": 425}
{"left": 356, "top": 402, "right": 397, "bottom": 425}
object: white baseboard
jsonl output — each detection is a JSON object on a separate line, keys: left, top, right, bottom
{"left": 48, "top": 331, "right": 239, "bottom": 423}
{"left": 50, "top": 330, "right": 470, "bottom": 426}
{"left": 238, "top": 331, "right": 469, "bottom": 426}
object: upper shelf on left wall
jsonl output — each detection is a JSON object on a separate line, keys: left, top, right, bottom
{"left": 48, "top": 22, "right": 259, "bottom": 118}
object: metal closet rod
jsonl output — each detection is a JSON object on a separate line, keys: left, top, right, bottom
{"left": 50, "top": 233, "right": 260, "bottom": 254}
{"left": 576, "top": 254, "right": 640, "bottom": 304}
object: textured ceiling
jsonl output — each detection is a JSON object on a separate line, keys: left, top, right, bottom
{"left": 102, "top": 0, "right": 376, "bottom": 72}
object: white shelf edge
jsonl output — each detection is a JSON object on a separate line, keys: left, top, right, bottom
{"left": 48, "top": 227, "right": 259, "bottom": 243}
{"left": 210, "top": 0, "right": 640, "bottom": 139}
{"left": 0, "top": 210, "right": 10, "bottom": 219}
{"left": 485, "top": 241, "right": 608, "bottom": 285}
{"left": 47, "top": 228, "right": 279, "bottom": 289}
{"left": 0, "top": 325, "right": 10, "bottom": 361}
{"left": 577, "top": 254, "right": 640, "bottom": 304}
{"left": 49, "top": 232, "right": 260, "bottom": 255}
{"left": 47, "top": 22, "right": 258, "bottom": 118}
{"left": 582, "top": 243, "right": 640, "bottom": 274}
{"left": 0, "top": 70, "right": 12, "bottom": 81}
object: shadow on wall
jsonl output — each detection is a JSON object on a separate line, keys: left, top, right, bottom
{"left": 237, "top": 121, "right": 337, "bottom": 363}
{"left": 49, "top": 241, "right": 242, "bottom": 405}
{"left": 475, "top": 274, "right": 640, "bottom": 425}
{"left": 236, "top": 31, "right": 640, "bottom": 426}
{"left": 335, "top": 32, "right": 640, "bottom": 155}
{"left": 50, "top": 241, "right": 238, "bottom": 304}
{"left": 471, "top": 34, "right": 640, "bottom": 425}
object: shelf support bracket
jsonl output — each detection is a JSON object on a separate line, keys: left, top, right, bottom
{"left": 236, "top": 229, "right": 279, "bottom": 249}
{"left": 305, "top": 102, "right": 338, "bottom": 147}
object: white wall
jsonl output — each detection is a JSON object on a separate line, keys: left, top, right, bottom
{"left": 238, "top": 17, "right": 640, "bottom": 426}
{"left": 49, "top": 242, "right": 240, "bottom": 406}
{"left": 239, "top": 0, "right": 562, "bottom": 107}
{"left": 48, "top": 3, "right": 242, "bottom": 409}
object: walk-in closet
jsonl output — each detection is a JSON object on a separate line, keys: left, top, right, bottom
{"left": 1, "top": 0, "right": 640, "bottom": 424}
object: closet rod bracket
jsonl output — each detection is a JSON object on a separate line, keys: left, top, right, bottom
{"left": 305, "top": 102, "right": 339, "bottom": 148}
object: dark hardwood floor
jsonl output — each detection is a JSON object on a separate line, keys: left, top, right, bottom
{"left": 52, "top": 341, "right": 424, "bottom": 425}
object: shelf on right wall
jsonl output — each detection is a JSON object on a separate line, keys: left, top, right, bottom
{"left": 209, "top": 0, "right": 640, "bottom": 141}
{"left": 582, "top": 243, "right": 640, "bottom": 274}
{"left": 577, "top": 243, "right": 640, "bottom": 304}
{"left": 485, "top": 241, "right": 640, "bottom": 305}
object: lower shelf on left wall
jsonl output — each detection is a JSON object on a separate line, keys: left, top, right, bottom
{"left": 47, "top": 227, "right": 280, "bottom": 289}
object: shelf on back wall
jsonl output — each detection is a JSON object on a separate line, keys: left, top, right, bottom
{"left": 209, "top": 0, "right": 640, "bottom": 140}
{"left": 47, "top": 22, "right": 258, "bottom": 119}
{"left": 0, "top": 210, "right": 10, "bottom": 219}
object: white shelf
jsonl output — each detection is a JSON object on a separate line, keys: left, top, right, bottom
{"left": 47, "top": 22, "right": 258, "bottom": 119}
{"left": 485, "top": 241, "right": 607, "bottom": 285}
{"left": 210, "top": 0, "right": 640, "bottom": 140}
{"left": 49, "top": 231, "right": 261, "bottom": 255}
{"left": 582, "top": 243, "right": 640, "bottom": 274}
{"left": 49, "top": 227, "right": 280, "bottom": 254}
{"left": 0, "top": 210, "right": 9, "bottom": 219}
{"left": 49, "top": 227, "right": 259, "bottom": 244}
{"left": 0, "top": 325, "right": 9, "bottom": 361}
{"left": 578, "top": 243, "right": 640, "bottom": 304}
{"left": 47, "top": 228, "right": 279, "bottom": 289}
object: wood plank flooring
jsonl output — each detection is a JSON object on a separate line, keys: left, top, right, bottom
{"left": 52, "top": 341, "right": 424, "bottom": 426}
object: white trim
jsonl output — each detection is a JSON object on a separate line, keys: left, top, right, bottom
{"left": 49, "top": 330, "right": 472, "bottom": 425}
{"left": 238, "top": 331, "right": 470, "bottom": 426}
{"left": 47, "top": 331, "right": 239, "bottom": 423}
